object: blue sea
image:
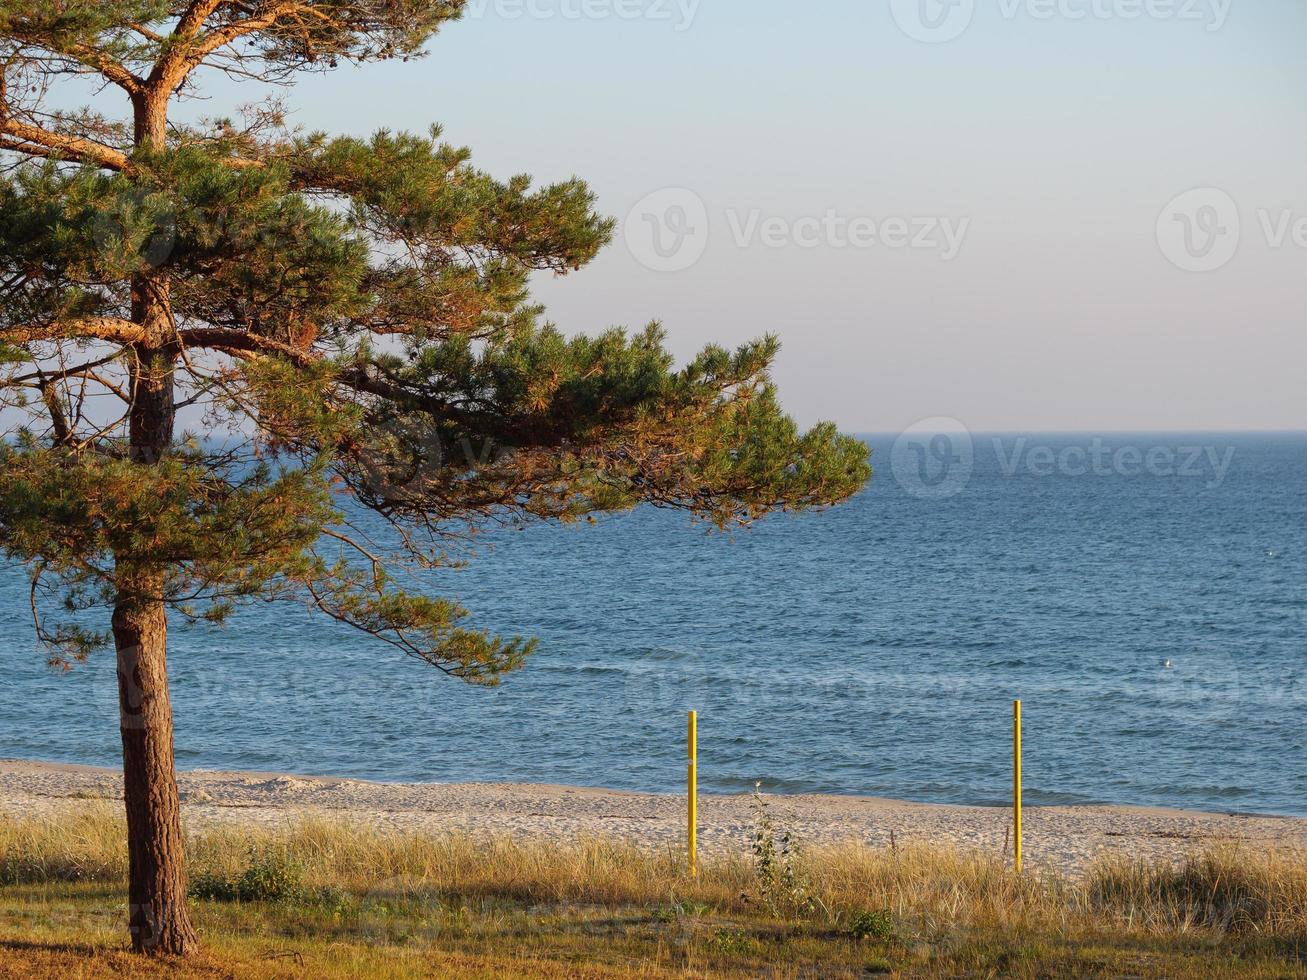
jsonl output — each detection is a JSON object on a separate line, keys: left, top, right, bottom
{"left": 3, "top": 433, "right": 1305, "bottom": 816}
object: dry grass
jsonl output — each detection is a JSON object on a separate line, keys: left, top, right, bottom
{"left": 189, "top": 817, "right": 731, "bottom": 908}
{"left": 6, "top": 808, "right": 1306, "bottom": 937}
{"left": 0, "top": 806, "right": 127, "bottom": 884}
{"left": 1091, "top": 847, "right": 1307, "bottom": 935}
{"left": 3, "top": 808, "right": 1307, "bottom": 977}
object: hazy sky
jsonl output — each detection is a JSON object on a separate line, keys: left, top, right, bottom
{"left": 64, "top": 2, "right": 1307, "bottom": 432}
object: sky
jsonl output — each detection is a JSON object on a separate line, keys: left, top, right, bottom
{"left": 43, "top": 1, "right": 1307, "bottom": 433}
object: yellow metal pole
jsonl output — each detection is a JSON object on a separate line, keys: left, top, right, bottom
{"left": 1013, "top": 699, "right": 1023, "bottom": 874}
{"left": 688, "top": 710, "right": 698, "bottom": 877}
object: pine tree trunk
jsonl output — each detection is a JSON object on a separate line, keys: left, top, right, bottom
{"left": 113, "top": 586, "right": 198, "bottom": 956}
{"left": 114, "top": 321, "right": 197, "bottom": 954}
{"left": 113, "top": 80, "right": 199, "bottom": 951}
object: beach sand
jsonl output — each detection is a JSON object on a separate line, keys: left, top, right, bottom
{"left": 3, "top": 759, "right": 1304, "bottom": 877}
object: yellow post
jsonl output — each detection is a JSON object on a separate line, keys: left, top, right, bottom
{"left": 1013, "top": 699, "right": 1023, "bottom": 874}
{"left": 688, "top": 710, "right": 698, "bottom": 877}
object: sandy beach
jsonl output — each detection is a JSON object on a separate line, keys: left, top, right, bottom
{"left": 3, "top": 759, "right": 1305, "bottom": 878}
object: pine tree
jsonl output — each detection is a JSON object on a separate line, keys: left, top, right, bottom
{"left": 0, "top": 1, "right": 870, "bottom": 956}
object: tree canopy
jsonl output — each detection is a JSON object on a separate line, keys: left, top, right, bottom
{"left": 0, "top": 0, "right": 871, "bottom": 687}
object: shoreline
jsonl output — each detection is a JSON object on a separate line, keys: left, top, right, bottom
{"left": 5, "top": 756, "right": 1286, "bottom": 820}
{"left": 4, "top": 758, "right": 1306, "bottom": 877}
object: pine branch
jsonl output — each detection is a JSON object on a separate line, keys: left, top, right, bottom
{"left": 0, "top": 30, "right": 143, "bottom": 95}
{"left": 180, "top": 328, "right": 319, "bottom": 366}
{"left": 2, "top": 318, "right": 147, "bottom": 345}
{"left": 0, "top": 116, "right": 131, "bottom": 170}
{"left": 61, "top": 42, "right": 144, "bottom": 94}
{"left": 152, "top": 1, "right": 312, "bottom": 92}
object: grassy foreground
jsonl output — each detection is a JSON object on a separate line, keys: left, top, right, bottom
{"left": 2, "top": 806, "right": 1307, "bottom": 977}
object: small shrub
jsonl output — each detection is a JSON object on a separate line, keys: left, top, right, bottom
{"left": 238, "top": 849, "right": 303, "bottom": 901}
{"left": 190, "top": 870, "right": 240, "bottom": 902}
{"left": 309, "top": 884, "right": 354, "bottom": 916}
{"left": 190, "top": 847, "right": 303, "bottom": 903}
{"left": 749, "top": 783, "right": 818, "bottom": 918}
{"left": 848, "top": 908, "right": 894, "bottom": 942}
{"left": 710, "top": 928, "right": 761, "bottom": 956}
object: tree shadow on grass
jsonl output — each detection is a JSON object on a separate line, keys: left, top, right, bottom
{"left": 0, "top": 938, "right": 106, "bottom": 956}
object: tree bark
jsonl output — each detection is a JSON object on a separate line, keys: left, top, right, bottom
{"left": 113, "top": 585, "right": 198, "bottom": 956}
{"left": 111, "top": 82, "right": 198, "bottom": 956}
{"left": 114, "top": 287, "right": 197, "bottom": 954}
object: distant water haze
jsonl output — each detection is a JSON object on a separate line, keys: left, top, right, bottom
{"left": 5, "top": 433, "right": 1305, "bottom": 816}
